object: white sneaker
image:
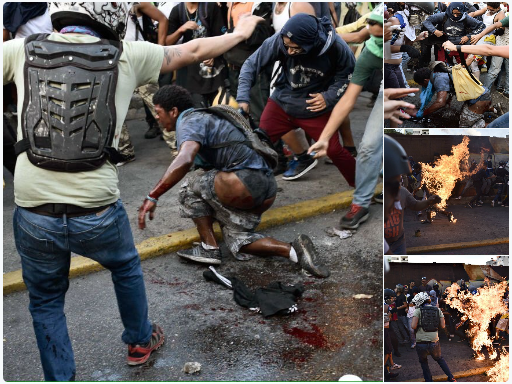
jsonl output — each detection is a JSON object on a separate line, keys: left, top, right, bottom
{"left": 408, "top": 93, "right": 416, "bottom": 97}
{"left": 455, "top": 196, "right": 462, "bottom": 200}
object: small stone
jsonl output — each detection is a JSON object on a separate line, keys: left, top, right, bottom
{"left": 183, "top": 362, "right": 201, "bottom": 374}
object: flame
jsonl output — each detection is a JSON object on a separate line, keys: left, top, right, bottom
{"left": 487, "top": 347, "right": 509, "bottom": 382}
{"left": 419, "top": 136, "right": 485, "bottom": 210}
{"left": 445, "top": 282, "right": 508, "bottom": 381}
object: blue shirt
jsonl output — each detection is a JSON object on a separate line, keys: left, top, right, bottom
{"left": 176, "top": 110, "right": 271, "bottom": 172}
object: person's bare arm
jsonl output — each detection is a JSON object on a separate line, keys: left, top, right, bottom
{"left": 307, "top": 83, "right": 363, "bottom": 157}
{"left": 165, "top": 21, "right": 199, "bottom": 45}
{"left": 470, "top": 18, "right": 506, "bottom": 43}
{"left": 138, "top": 2, "right": 169, "bottom": 45}
{"left": 440, "top": 317, "right": 446, "bottom": 329}
{"left": 3, "top": 28, "right": 10, "bottom": 42}
{"left": 339, "top": 27, "right": 371, "bottom": 44}
{"left": 138, "top": 141, "right": 200, "bottom": 229}
{"left": 408, "top": 195, "right": 441, "bottom": 211}
{"left": 411, "top": 316, "right": 418, "bottom": 329}
{"left": 328, "top": 2, "right": 339, "bottom": 27}
{"left": 443, "top": 41, "right": 509, "bottom": 58}
{"left": 423, "top": 91, "right": 449, "bottom": 116}
{"left": 160, "top": 14, "right": 263, "bottom": 73}
{"left": 468, "top": 7, "right": 486, "bottom": 18}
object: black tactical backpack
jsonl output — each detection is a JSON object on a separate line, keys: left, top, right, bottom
{"left": 420, "top": 306, "right": 440, "bottom": 332}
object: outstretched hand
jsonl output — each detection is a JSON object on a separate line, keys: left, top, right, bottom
{"left": 308, "top": 139, "right": 329, "bottom": 159}
{"left": 233, "top": 14, "right": 264, "bottom": 40}
{"left": 138, "top": 199, "right": 157, "bottom": 229}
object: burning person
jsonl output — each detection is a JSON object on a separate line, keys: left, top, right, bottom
{"left": 411, "top": 292, "right": 457, "bottom": 382}
{"left": 384, "top": 138, "right": 441, "bottom": 255}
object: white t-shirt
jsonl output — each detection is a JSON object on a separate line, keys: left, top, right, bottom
{"left": 12, "top": 9, "right": 53, "bottom": 39}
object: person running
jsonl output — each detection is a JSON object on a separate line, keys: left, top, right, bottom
{"left": 237, "top": 13, "right": 357, "bottom": 185}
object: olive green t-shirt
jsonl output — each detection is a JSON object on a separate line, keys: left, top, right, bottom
{"left": 413, "top": 306, "right": 444, "bottom": 342}
{"left": 350, "top": 46, "right": 383, "bottom": 86}
{"left": 3, "top": 34, "right": 164, "bottom": 207}
{"left": 501, "top": 16, "right": 509, "bottom": 28}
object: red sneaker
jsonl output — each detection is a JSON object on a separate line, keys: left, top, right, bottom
{"left": 127, "top": 323, "right": 165, "bottom": 366}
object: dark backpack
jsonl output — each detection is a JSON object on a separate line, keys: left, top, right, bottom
{"left": 420, "top": 306, "right": 440, "bottom": 332}
{"left": 131, "top": 3, "right": 159, "bottom": 43}
{"left": 195, "top": 105, "right": 278, "bottom": 170}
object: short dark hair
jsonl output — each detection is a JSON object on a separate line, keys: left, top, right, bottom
{"left": 413, "top": 67, "right": 431, "bottom": 85}
{"left": 486, "top": 3, "right": 501, "bottom": 10}
{"left": 153, "top": 85, "right": 194, "bottom": 113}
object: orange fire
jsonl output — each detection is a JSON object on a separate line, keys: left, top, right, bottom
{"left": 445, "top": 281, "right": 508, "bottom": 381}
{"left": 419, "top": 136, "right": 485, "bottom": 211}
{"left": 487, "top": 347, "right": 509, "bottom": 382}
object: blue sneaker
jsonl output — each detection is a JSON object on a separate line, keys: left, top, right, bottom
{"left": 282, "top": 157, "right": 318, "bottom": 181}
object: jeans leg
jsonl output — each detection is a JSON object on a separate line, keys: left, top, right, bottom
{"left": 460, "top": 179, "right": 473, "bottom": 196}
{"left": 494, "top": 184, "right": 504, "bottom": 203}
{"left": 484, "top": 55, "right": 503, "bottom": 89}
{"left": 487, "top": 112, "right": 509, "bottom": 128}
{"left": 431, "top": 341, "right": 454, "bottom": 380}
{"left": 68, "top": 201, "right": 152, "bottom": 345}
{"left": 14, "top": 208, "right": 76, "bottom": 381}
{"left": 416, "top": 344, "right": 433, "bottom": 382}
{"left": 352, "top": 92, "right": 383, "bottom": 208}
{"left": 399, "top": 316, "right": 411, "bottom": 342}
{"left": 390, "top": 321, "right": 405, "bottom": 343}
{"left": 408, "top": 317, "right": 416, "bottom": 345}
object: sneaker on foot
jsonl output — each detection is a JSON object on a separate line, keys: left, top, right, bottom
{"left": 340, "top": 204, "right": 370, "bottom": 229}
{"left": 177, "top": 244, "right": 222, "bottom": 265}
{"left": 491, "top": 200, "right": 495, "bottom": 207}
{"left": 411, "top": 343, "right": 416, "bottom": 349}
{"left": 282, "top": 157, "right": 318, "bottom": 181}
{"left": 292, "top": 234, "right": 330, "bottom": 278}
{"left": 127, "top": 323, "right": 165, "bottom": 366}
{"left": 455, "top": 196, "right": 462, "bottom": 200}
{"left": 374, "top": 192, "right": 383, "bottom": 204}
{"left": 116, "top": 154, "right": 135, "bottom": 167}
{"left": 144, "top": 124, "right": 161, "bottom": 139}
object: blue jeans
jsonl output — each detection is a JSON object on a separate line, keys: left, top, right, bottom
{"left": 352, "top": 91, "right": 383, "bottom": 208}
{"left": 494, "top": 184, "right": 505, "bottom": 203}
{"left": 484, "top": 56, "right": 509, "bottom": 93}
{"left": 416, "top": 341, "right": 454, "bottom": 382}
{"left": 14, "top": 200, "right": 152, "bottom": 381}
{"left": 487, "top": 112, "right": 509, "bottom": 128}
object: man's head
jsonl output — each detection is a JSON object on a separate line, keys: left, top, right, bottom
{"left": 421, "top": 277, "right": 428, "bottom": 286}
{"left": 410, "top": 280, "right": 416, "bottom": 288}
{"left": 49, "top": 2, "right": 130, "bottom": 40}
{"left": 446, "top": 2, "right": 466, "bottom": 22}
{"left": 412, "top": 291, "right": 431, "bottom": 307}
{"left": 367, "top": 3, "right": 384, "bottom": 37}
{"left": 486, "top": 3, "right": 501, "bottom": 14}
{"left": 384, "top": 135, "right": 412, "bottom": 222}
{"left": 280, "top": 13, "right": 332, "bottom": 56}
{"left": 413, "top": 67, "right": 432, "bottom": 88}
{"left": 396, "top": 284, "right": 404, "bottom": 294}
{"left": 153, "top": 85, "right": 194, "bottom": 132}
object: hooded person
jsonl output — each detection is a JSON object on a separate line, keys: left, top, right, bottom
{"left": 237, "top": 13, "right": 357, "bottom": 187}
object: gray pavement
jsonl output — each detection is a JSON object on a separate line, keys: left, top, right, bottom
{"left": 3, "top": 92, "right": 376, "bottom": 273}
{"left": 402, "top": 201, "right": 510, "bottom": 255}
{"left": 3, "top": 208, "right": 383, "bottom": 381}
{"left": 384, "top": 333, "right": 506, "bottom": 382}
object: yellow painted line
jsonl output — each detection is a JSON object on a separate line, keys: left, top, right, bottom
{"left": 407, "top": 237, "right": 509, "bottom": 254}
{"left": 405, "top": 366, "right": 494, "bottom": 382}
{"left": 407, "top": 79, "right": 420, "bottom": 87}
{"left": 3, "top": 184, "right": 382, "bottom": 295}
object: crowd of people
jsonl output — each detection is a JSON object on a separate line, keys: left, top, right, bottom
{"left": 384, "top": 275, "right": 509, "bottom": 381}
{"left": 3, "top": 2, "right": 385, "bottom": 380}
{"left": 383, "top": 2, "right": 509, "bottom": 128}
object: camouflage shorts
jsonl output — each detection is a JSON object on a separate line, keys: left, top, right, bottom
{"left": 178, "top": 169, "right": 266, "bottom": 257}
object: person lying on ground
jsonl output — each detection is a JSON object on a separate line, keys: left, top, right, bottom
{"left": 138, "top": 85, "right": 330, "bottom": 278}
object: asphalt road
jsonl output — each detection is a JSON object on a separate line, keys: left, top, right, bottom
{"left": 384, "top": 332, "right": 507, "bottom": 382}
{"left": 402, "top": 199, "right": 509, "bottom": 255}
{"left": 3, "top": 92, "right": 376, "bottom": 274}
{"left": 3, "top": 208, "right": 383, "bottom": 381}
{"left": 3, "top": 93, "right": 383, "bottom": 381}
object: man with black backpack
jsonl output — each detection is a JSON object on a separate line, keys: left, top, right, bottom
{"left": 411, "top": 292, "right": 456, "bottom": 382}
{"left": 138, "top": 85, "right": 330, "bottom": 278}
